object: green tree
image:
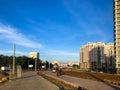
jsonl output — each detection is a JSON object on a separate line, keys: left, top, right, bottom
{"left": 73, "top": 64, "right": 79, "bottom": 69}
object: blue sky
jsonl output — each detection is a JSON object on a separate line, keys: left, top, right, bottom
{"left": 0, "top": 0, "right": 113, "bottom": 63}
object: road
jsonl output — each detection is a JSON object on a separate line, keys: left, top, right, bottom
{"left": 0, "top": 71, "right": 59, "bottom": 90}
{"left": 45, "top": 71, "right": 120, "bottom": 90}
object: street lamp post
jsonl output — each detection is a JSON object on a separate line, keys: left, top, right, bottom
{"left": 28, "top": 59, "right": 29, "bottom": 70}
{"left": 49, "top": 62, "right": 50, "bottom": 69}
{"left": 35, "top": 58, "right": 37, "bottom": 72}
{"left": 12, "top": 44, "right": 16, "bottom": 75}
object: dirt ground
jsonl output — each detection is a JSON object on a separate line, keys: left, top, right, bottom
{"left": 0, "top": 72, "right": 3, "bottom": 79}
{"left": 63, "top": 71, "right": 120, "bottom": 85}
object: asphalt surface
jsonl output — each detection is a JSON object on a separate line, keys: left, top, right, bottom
{"left": 45, "top": 71, "right": 120, "bottom": 90}
{"left": 0, "top": 71, "right": 59, "bottom": 90}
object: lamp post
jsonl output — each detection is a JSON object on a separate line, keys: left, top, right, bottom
{"left": 28, "top": 58, "right": 29, "bottom": 70}
{"left": 12, "top": 44, "right": 16, "bottom": 75}
{"left": 49, "top": 62, "right": 50, "bottom": 69}
{"left": 35, "top": 58, "right": 37, "bottom": 72}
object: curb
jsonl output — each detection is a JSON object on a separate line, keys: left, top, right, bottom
{"left": 46, "top": 74, "right": 78, "bottom": 88}
{"left": 38, "top": 72, "right": 88, "bottom": 90}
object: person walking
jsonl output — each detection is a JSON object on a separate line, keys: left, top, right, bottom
{"left": 56, "top": 67, "right": 59, "bottom": 76}
{"left": 59, "top": 68, "right": 62, "bottom": 76}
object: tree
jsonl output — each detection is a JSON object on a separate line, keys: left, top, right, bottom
{"left": 73, "top": 64, "right": 79, "bottom": 69}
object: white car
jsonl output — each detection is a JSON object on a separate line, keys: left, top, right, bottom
{"left": 52, "top": 69, "right": 56, "bottom": 73}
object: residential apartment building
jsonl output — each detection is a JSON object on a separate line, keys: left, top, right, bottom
{"left": 104, "top": 43, "right": 115, "bottom": 72}
{"left": 114, "top": 0, "right": 120, "bottom": 74}
{"left": 80, "top": 42, "right": 115, "bottom": 73}
{"left": 80, "top": 42, "right": 95, "bottom": 70}
{"left": 90, "top": 42, "right": 105, "bottom": 71}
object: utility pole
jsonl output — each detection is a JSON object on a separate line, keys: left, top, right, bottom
{"left": 49, "top": 62, "right": 50, "bottom": 69}
{"left": 12, "top": 44, "right": 16, "bottom": 75}
{"left": 35, "top": 58, "right": 37, "bottom": 71}
{"left": 28, "top": 59, "right": 29, "bottom": 70}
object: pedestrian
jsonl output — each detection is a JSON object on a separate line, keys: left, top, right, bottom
{"left": 59, "top": 68, "right": 62, "bottom": 76}
{"left": 56, "top": 67, "right": 59, "bottom": 76}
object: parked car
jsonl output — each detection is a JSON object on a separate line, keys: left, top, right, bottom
{"left": 1, "top": 66, "right": 11, "bottom": 71}
{"left": 52, "top": 68, "right": 56, "bottom": 73}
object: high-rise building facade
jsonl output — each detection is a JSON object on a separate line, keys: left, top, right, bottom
{"left": 80, "top": 45, "right": 90, "bottom": 70}
{"left": 104, "top": 43, "right": 115, "bottom": 72}
{"left": 80, "top": 42, "right": 115, "bottom": 73}
{"left": 80, "top": 42, "right": 105, "bottom": 71}
{"left": 114, "top": 0, "right": 120, "bottom": 74}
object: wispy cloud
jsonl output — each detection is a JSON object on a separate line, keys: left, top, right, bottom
{"left": 40, "top": 49, "right": 79, "bottom": 63}
{"left": 0, "top": 23, "right": 43, "bottom": 48}
{"left": 40, "top": 55, "right": 79, "bottom": 63}
{"left": 61, "top": 0, "right": 89, "bottom": 28}
{"left": 0, "top": 50, "right": 28, "bottom": 56}
{"left": 85, "top": 27, "right": 111, "bottom": 42}
{"left": 62, "top": 0, "right": 108, "bottom": 26}
{"left": 43, "top": 49, "right": 78, "bottom": 56}
{"left": 61, "top": 0, "right": 112, "bottom": 42}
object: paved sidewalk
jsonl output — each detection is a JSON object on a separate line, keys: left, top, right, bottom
{"left": 45, "top": 71, "right": 120, "bottom": 90}
{"left": 0, "top": 71, "right": 59, "bottom": 90}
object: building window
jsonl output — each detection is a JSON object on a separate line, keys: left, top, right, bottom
{"left": 118, "top": 64, "right": 120, "bottom": 67}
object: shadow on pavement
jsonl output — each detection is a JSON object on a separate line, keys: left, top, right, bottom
{"left": 14, "top": 74, "right": 37, "bottom": 81}
{"left": 106, "top": 83, "right": 120, "bottom": 90}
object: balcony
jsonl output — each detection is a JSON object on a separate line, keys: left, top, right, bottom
{"left": 115, "top": 1, "right": 120, "bottom": 5}
{"left": 115, "top": 14, "right": 120, "bottom": 18}
{"left": 116, "top": 46, "right": 120, "bottom": 48}
{"left": 115, "top": 26, "right": 120, "bottom": 29}
{"left": 115, "top": 6, "right": 120, "bottom": 10}
{"left": 116, "top": 44, "right": 120, "bottom": 46}
{"left": 116, "top": 11, "right": 120, "bottom": 14}
{"left": 116, "top": 31, "right": 120, "bottom": 33}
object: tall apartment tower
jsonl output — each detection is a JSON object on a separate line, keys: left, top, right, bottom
{"left": 114, "top": 0, "right": 120, "bottom": 74}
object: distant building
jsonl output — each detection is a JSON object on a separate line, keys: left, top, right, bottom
{"left": 114, "top": 0, "right": 120, "bottom": 74}
{"left": 68, "top": 61, "right": 79, "bottom": 67}
{"left": 68, "top": 61, "right": 74, "bottom": 67}
{"left": 29, "top": 52, "right": 39, "bottom": 59}
{"left": 72, "top": 62, "right": 79, "bottom": 66}
{"left": 80, "top": 42, "right": 115, "bottom": 72}
{"left": 80, "top": 42, "right": 96, "bottom": 70}
{"left": 60, "top": 64, "right": 68, "bottom": 68}
{"left": 52, "top": 61, "right": 60, "bottom": 66}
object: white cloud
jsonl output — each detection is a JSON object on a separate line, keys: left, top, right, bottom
{"left": 40, "top": 55, "right": 79, "bottom": 63}
{"left": 43, "top": 49, "right": 78, "bottom": 56}
{"left": 0, "top": 50, "right": 28, "bottom": 56}
{"left": 0, "top": 23, "right": 42, "bottom": 48}
{"left": 85, "top": 27, "right": 110, "bottom": 42}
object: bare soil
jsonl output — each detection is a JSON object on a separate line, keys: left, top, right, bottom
{"left": 63, "top": 71, "right": 120, "bottom": 85}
